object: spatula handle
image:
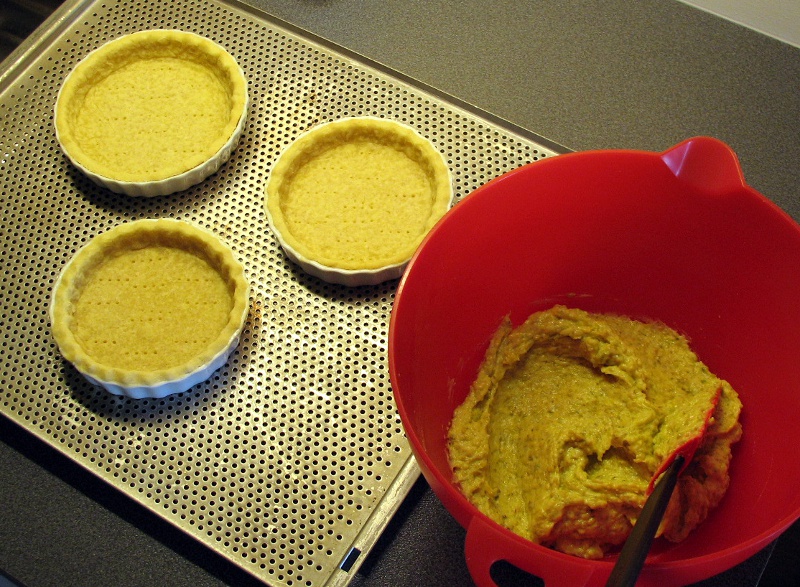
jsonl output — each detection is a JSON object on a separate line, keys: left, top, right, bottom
{"left": 605, "top": 455, "right": 685, "bottom": 587}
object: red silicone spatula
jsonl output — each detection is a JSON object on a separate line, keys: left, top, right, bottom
{"left": 605, "top": 388, "right": 722, "bottom": 587}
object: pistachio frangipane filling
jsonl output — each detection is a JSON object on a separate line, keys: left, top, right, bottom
{"left": 448, "top": 305, "right": 742, "bottom": 559}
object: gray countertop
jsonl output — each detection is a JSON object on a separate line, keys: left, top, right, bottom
{"left": 1, "top": 1, "right": 798, "bottom": 586}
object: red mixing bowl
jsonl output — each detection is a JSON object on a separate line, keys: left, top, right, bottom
{"left": 388, "top": 137, "right": 800, "bottom": 587}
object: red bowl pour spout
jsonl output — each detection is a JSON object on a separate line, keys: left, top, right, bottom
{"left": 661, "top": 136, "right": 746, "bottom": 196}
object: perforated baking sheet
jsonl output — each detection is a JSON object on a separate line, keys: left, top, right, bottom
{"left": 0, "top": 0, "right": 562, "bottom": 585}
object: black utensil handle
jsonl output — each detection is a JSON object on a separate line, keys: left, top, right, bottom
{"left": 605, "top": 454, "right": 686, "bottom": 587}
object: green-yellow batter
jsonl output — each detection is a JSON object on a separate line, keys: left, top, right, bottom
{"left": 447, "top": 305, "right": 742, "bottom": 559}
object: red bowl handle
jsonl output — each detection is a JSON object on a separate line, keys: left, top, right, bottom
{"left": 464, "top": 515, "right": 605, "bottom": 587}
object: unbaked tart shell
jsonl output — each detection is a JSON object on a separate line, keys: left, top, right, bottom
{"left": 50, "top": 219, "right": 250, "bottom": 399}
{"left": 265, "top": 117, "right": 453, "bottom": 286}
{"left": 54, "top": 30, "right": 248, "bottom": 197}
